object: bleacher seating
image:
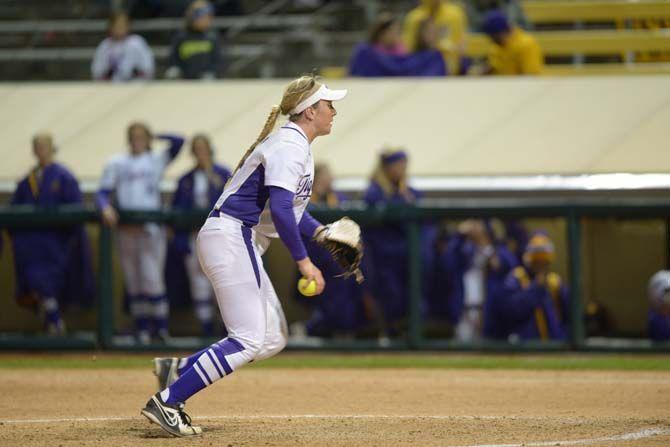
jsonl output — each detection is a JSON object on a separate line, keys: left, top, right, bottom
{"left": 523, "top": 0, "right": 670, "bottom": 23}
{"left": 1, "top": 0, "right": 670, "bottom": 79}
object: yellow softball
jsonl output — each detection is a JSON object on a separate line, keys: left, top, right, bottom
{"left": 297, "top": 277, "right": 318, "bottom": 297}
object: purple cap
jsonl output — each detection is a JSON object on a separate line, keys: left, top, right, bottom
{"left": 482, "top": 10, "right": 510, "bottom": 36}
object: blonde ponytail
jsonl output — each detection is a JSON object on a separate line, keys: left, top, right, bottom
{"left": 230, "top": 105, "right": 281, "bottom": 177}
{"left": 228, "top": 75, "right": 320, "bottom": 180}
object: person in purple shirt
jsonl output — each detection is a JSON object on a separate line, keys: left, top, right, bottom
{"left": 168, "top": 134, "right": 231, "bottom": 336}
{"left": 349, "top": 12, "right": 447, "bottom": 77}
{"left": 444, "top": 219, "right": 517, "bottom": 341}
{"left": 10, "top": 132, "right": 94, "bottom": 335}
{"left": 363, "top": 148, "right": 427, "bottom": 337}
{"left": 648, "top": 270, "right": 670, "bottom": 341}
{"left": 495, "top": 232, "right": 569, "bottom": 341}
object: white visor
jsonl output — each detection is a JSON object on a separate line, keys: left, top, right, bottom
{"left": 289, "top": 84, "right": 348, "bottom": 115}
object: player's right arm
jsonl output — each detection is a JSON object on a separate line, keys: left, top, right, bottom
{"left": 96, "top": 158, "right": 119, "bottom": 226}
{"left": 264, "top": 140, "right": 325, "bottom": 294}
{"left": 268, "top": 186, "right": 325, "bottom": 295}
{"left": 155, "top": 133, "right": 186, "bottom": 171}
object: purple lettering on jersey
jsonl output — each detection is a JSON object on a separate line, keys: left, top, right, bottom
{"left": 295, "top": 174, "right": 313, "bottom": 200}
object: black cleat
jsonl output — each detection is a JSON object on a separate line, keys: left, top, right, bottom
{"left": 141, "top": 393, "right": 202, "bottom": 437}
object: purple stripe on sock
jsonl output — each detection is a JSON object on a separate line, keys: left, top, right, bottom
{"left": 195, "top": 361, "right": 213, "bottom": 384}
{"left": 206, "top": 350, "right": 224, "bottom": 378}
{"left": 241, "top": 226, "right": 261, "bottom": 288}
{"left": 225, "top": 337, "right": 245, "bottom": 353}
{"left": 211, "top": 338, "right": 246, "bottom": 375}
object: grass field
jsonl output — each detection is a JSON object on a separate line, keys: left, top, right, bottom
{"left": 1, "top": 352, "right": 670, "bottom": 370}
{"left": 1, "top": 352, "right": 669, "bottom": 446}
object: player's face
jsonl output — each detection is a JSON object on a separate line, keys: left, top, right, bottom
{"left": 313, "top": 100, "right": 337, "bottom": 136}
{"left": 384, "top": 158, "right": 407, "bottom": 184}
{"left": 129, "top": 128, "right": 150, "bottom": 154}
{"left": 529, "top": 258, "right": 550, "bottom": 274}
{"left": 192, "top": 139, "right": 212, "bottom": 167}
{"left": 110, "top": 16, "right": 129, "bottom": 40}
{"left": 33, "top": 138, "right": 55, "bottom": 166}
{"left": 379, "top": 22, "right": 402, "bottom": 49}
{"left": 192, "top": 14, "right": 213, "bottom": 32}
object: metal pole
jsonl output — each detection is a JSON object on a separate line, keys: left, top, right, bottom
{"left": 97, "top": 225, "right": 114, "bottom": 348}
{"left": 567, "top": 210, "right": 585, "bottom": 349}
{"left": 407, "top": 222, "right": 423, "bottom": 349}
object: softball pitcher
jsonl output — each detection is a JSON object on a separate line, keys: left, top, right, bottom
{"left": 96, "top": 122, "right": 184, "bottom": 344}
{"left": 141, "top": 76, "right": 361, "bottom": 437}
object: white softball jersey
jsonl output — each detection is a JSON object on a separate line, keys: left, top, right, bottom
{"left": 100, "top": 150, "right": 172, "bottom": 211}
{"left": 212, "top": 121, "right": 314, "bottom": 238}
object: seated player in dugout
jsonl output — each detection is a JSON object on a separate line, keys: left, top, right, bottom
{"left": 470, "top": 10, "right": 544, "bottom": 76}
{"left": 443, "top": 219, "right": 517, "bottom": 342}
{"left": 647, "top": 270, "right": 670, "bottom": 341}
{"left": 402, "top": 0, "right": 468, "bottom": 74}
{"left": 165, "top": 0, "right": 222, "bottom": 80}
{"left": 291, "top": 164, "right": 365, "bottom": 339}
{"left": 96, "top": 122, "right": 185, "bottom": 344}
{"left": 10, "top": 133, "right": 94, "bottom": 335}
{"left": 495, "top": 232, "right": 569, "bottom": 342}
{"left": 167, "top": 134, "right": 231, "bottom": 336}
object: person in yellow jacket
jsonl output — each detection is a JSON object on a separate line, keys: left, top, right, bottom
{"left": 403, "top": 0, "right": 467, "bottom": 74}
{"left": 479, "top": 10, "right": 543, "bottom": 75}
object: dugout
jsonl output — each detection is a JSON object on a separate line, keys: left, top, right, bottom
{"left": 0, "top": 78, "right": 669, "bottom": 350}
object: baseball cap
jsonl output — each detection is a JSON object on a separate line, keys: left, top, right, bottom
{"left": 290, "top": 84, "right": 347, "bottom": 115}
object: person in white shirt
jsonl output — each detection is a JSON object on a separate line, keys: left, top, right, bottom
{"left": 142, "top": 76, "right": 347, "bottom": 437}
{"left": 96, "top": 122, "right": 184, "bottom": 344}
{"left": 91, "top": 12, "right": 155, "bottom": 81}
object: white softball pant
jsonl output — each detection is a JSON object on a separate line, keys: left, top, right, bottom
{"left": 185, "top": 234, "right": 215, "bottom": 323}
{"left": 197, "top": 217, "right": 288, "bottom": 370}
{"left": 196, "top": 216, "right": 288, "bottom": 367}
{"left": 117, "top": 224, "right": 167, "bottom": 296}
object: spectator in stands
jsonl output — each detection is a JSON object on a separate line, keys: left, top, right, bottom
{"left": 444, "top": 219, "right": 517, "bottom": 341}
{"left": 402, "top": 0, "right": 467, "bottom": 74}
{"left": 96, "top": 123, "right": 184, "bottom": 344}
{"left": 471, "top": 10, "right": 543, "bottom": 75}
{"left": 363, "top": 148, "right": 423, "bottom": 336}
{"left": 165, "top": 0, "right": 223, "bottom": 80}
{"left": 291, "top": 164, "right": 366, "bottom": 339}
{"left": 349, "top": 12, "right": 446, "bottom": 77}
{"left": 464, "top": 0, "right": 530, "bottom": 32}
{"left": 167, "top": 134, "right": 231, "bottom": 336}
{"left": 495, "top": 232, "right": 569, "bottom": 341}
{"left": 648, "top": 270, "right": 670, "bottom": 341}
{"left": 10, "top": 133, "right": 94, "bottom": 335}
{"left": 91, "top": 12, "right": 155, "bottom": 81}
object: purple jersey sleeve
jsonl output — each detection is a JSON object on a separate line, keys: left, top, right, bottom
{"left": 299, "top": 210, "right": 321, "bottom": 238}
{"left": 268, "top": 186, "right": 308, "bottom": 261}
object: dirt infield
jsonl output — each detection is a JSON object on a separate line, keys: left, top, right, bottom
{"left": 1, "top": 359, "right": 670, "bottom": 446}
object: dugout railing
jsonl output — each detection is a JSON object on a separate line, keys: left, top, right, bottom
{"left": 1, "top": 199, "right": 669, "bottom": 352}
